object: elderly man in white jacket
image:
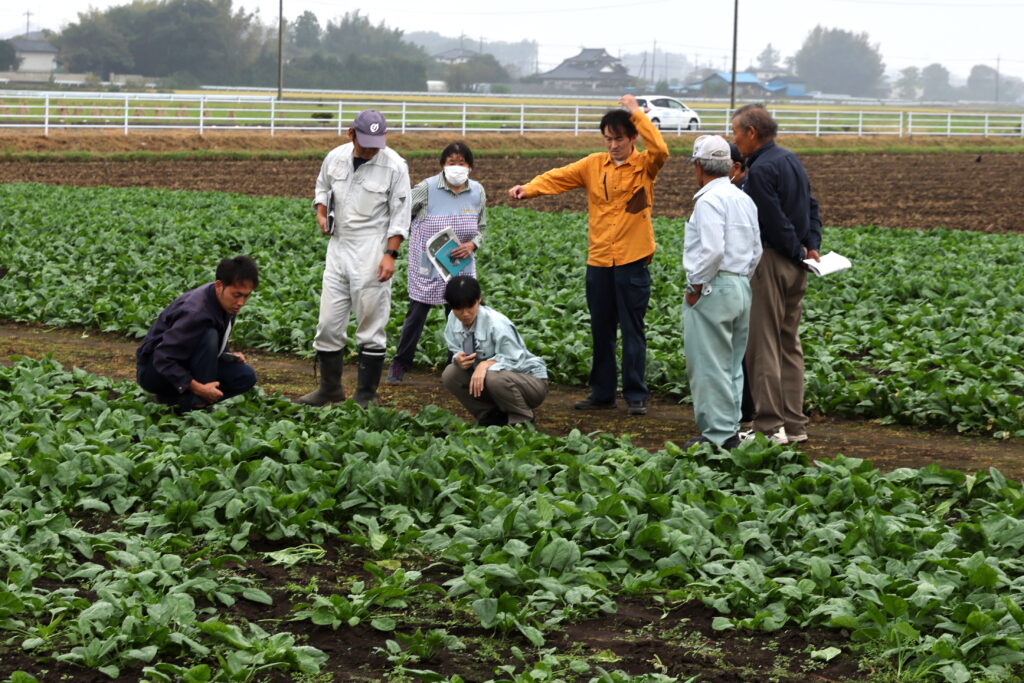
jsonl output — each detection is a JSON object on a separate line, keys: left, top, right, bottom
{"left": 682, "top": 135, "right": 762, "bottom": 450}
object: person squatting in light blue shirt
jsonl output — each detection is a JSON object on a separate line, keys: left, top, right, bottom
{"left": 682, "top": 135, "right": 762, "bottom": 449}
{"left": 441, "top": 275, "right": 548, "bottom": 427}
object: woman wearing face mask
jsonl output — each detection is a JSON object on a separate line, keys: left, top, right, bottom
{"left": 387, "top": 141, "right": 487, "bottom": 384}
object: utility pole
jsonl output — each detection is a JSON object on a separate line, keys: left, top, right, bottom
{"left": 24, "top": 9, "right": 32, "bottom": 35}
{"left": 995, "top": 55, "right": 1001, "bottom": 103}
{"left": 652, "top": 39, "right": 657, "bottom": 86}
{"left": 729, "top": 0, "right": 739, "bottom": 110}
{"left": 276, "top": 0, "right": 284, "bottom": 100}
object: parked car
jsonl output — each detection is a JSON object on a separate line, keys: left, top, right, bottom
{"left": 634, "top": 96, "right": 701, "bottom": 131}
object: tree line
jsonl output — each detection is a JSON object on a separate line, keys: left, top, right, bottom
{"left": 755, "top": 26, "right": 1020, "bottom": 102}
{"left": 39, "top": 1, "right": 516, "bottom": 92}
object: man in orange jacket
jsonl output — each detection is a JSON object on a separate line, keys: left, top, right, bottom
{"left": 508, "top": 94, "right": 669, "bottom": 415}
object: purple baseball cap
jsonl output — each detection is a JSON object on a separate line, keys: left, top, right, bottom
{"left": 352, "top": 109, "right": 387, "bottom": 148}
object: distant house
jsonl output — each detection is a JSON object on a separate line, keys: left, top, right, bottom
{"left": 535, "top": 48, "right": 632, "bottom": 90}
{"left": 684, "top": 71, "right": 768, "bottom": 98}
{"left": 764, "top": 75, "right": 807, "bottom": 98}
{"left": 748, "top": 67, "right": 791, "bottom": 82}
{"left": 10, "top": 38, "right": 57, "bottom": 72}
{"left": 434, "top": 48, "right": 478, "bottom": 66}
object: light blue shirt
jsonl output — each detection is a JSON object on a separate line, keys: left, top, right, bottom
{"left": 444, "top": 305, "right": 548, "bottom": 379}
{"left": 683, "top": 176, "right": 762, "bottom": 286}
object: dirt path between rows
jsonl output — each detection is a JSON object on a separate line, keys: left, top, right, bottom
{"left": 3, "top": 149, "right": 1024, "bottom": 232}
{"left": 5, "top": 321, "right": 1023, "bottom": 479}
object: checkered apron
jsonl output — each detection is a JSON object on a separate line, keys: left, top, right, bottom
{"left": 407, "top": 177, "right": 481, "bottom": 305}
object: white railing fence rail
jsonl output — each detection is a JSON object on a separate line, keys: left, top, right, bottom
{"left": 1, "top": 92, "right": 1022, "bottom": 138}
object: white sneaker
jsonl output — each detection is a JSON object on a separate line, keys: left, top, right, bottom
{"left": 787, "top": 432, "right": 808, "bottom": 444}
{"left": 738, "top": 427, "right": 788, "bottom": 445}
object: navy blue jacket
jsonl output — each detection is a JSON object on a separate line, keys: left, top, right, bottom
{"left": 743, "top": 141, "right": 822, "bottom": 262}
{"left": 135, "top": 283, "right": 232, "bottom": 393}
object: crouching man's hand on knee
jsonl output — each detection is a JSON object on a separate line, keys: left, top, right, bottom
{"left": 190, "top": 379, "right": 224, "bottom": 404}
{"left": 469, "top": 360, "right": 496, "bottom": 398}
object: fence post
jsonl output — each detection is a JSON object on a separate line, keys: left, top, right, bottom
{"left": 199, "top": 97, "right": 205, "bottom": 135}
{"left": 461, "top": 103, "right": 467, "bottom": 136}
{"left": 984, "top": 113, "right": 989, "bottom": 137}
{"left": 898, "top": 111, "right": 903, "bottom": 136}
{"left": 574, "top": 106, "right": 579, "bottom": 136}
{"left": 1020, "top": 114, "right": 1023, "bottom": 138}
{"left": 124, "top": 95, "right": 129, "bottom": 135}
{"left": 520, "top": 104, "right": 525, "bottom": 135}
{"left": 43, "top": 94, "right": 50, "bottom": 136}
{"left": 402, "top": 101, "right": 407, "bottom": 134}
{"left": 270, "top": 99, "right": 275, "bottom": 136}
{"left": 947, "top": 112, "right": 952, "bottom": 137}
{"left": 815, "top": 110, "right": 820, "bottom": 136}
{"left": 338, "top": 101, "right": 343, "bottom": 135}
{"left": 907, "top": 111, "right": 913, "bottom": 136}
{"left": 858, "top": 110, "right": 863, "bottom": 136}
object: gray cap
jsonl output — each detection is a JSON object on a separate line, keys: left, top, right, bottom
{"left": 352, "top": 109, "right": 387, "bottom": 148}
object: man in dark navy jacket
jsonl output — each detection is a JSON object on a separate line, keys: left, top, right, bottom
{"left": 136, "top": 255, "right": 259, "bottom": 410}
{"left": 731, "top": 104, "right": 821, "bottom": 446}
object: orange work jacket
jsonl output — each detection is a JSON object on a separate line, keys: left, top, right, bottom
{"left": 521, "top": 109, "right": 669, "bottom": 267}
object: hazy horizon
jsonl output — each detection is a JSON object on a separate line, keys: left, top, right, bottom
{"left": 4, "top": 0, "right": 1022, "bottom": 84}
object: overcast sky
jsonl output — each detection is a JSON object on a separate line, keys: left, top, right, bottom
{"left": 4, "top": 0, "right": 1023, "bottom": 82}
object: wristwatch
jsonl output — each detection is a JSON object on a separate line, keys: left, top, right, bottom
{"left": 686, "top": 283, "right": 710, "bottom": 296}
{"left": 383, "top": 249, "right": 399, "bottom": 259}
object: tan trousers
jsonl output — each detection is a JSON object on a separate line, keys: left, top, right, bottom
{"left": 745, "top": 247, "right": 809, "bottom": 436}
{"left": 442, "top": 364, "right": 548, "bottom": 425}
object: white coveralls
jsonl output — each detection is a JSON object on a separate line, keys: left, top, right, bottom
{"left": 312, "top": 143, "right": 411, "bottom": 353}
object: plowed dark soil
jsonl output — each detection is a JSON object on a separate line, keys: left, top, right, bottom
{"left": 2, "top": 147, "right": 1022, "bottom": 233}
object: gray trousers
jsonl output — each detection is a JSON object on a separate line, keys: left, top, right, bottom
{"left": 683, "top": 273, "right": 751, "bottom": 445}
{"left": 442, "top": 364, "right": 548, "bottom": 425}
{"left": 745, "top": 246, "right": 809, "bottom": 437}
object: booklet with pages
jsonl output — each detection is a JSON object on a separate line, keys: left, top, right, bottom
{"left": 326, "top": 190, "right": 336, "bottom": 235}
{"left": 425, "top": 228, "right": 471, "bottom": 281}
{"left": 803, "top": 251, "right": 851, "bottom": 276}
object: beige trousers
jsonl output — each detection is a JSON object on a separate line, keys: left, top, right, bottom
{"left": 442, "top": 364, "right": 548, "bottom": 425}
{"left": 745, "top": 247, "right": 809, "bottom": 436}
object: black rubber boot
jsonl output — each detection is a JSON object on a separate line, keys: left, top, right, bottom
{"left": 296, "top": 351, "right": 345, "bottom": 406}
{"left": 353, "top": 348, "right": 385, "bottom": 408}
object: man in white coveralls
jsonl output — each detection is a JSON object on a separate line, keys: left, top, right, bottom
{"left": 298, "top": 110, "right": 411, "bottom": 408}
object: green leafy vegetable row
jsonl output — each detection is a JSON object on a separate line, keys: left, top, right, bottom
{"left": 2, "top": 358, "right": 1024, "bottom": 680}
{"left": 0, "top": 183, "right": 1022, "bottom": 436}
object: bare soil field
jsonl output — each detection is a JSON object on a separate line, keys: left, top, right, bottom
{"left": 2, "top": 136, "right": 1022, "bottom": 232}
{"left": 5, "top": 129, "right": 1022, "bottom": 154}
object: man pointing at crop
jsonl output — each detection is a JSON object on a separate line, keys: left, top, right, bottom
{"left": 507, "top": 94, "right": 668, "bottom": 416}
{"left": 298, "top": 110, "right": 411, "bottom": 408}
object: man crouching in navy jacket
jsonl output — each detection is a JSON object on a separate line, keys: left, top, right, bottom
{"left": 136, "top": 255, "right": 259, "bottom": 411}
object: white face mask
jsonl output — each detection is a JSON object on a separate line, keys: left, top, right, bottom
{"left": 443, "top": 165, "right": 470, "bottom": 186}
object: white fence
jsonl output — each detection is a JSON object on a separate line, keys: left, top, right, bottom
{"left": 1, "top": 91, "right": 1023, "bottom": 137}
